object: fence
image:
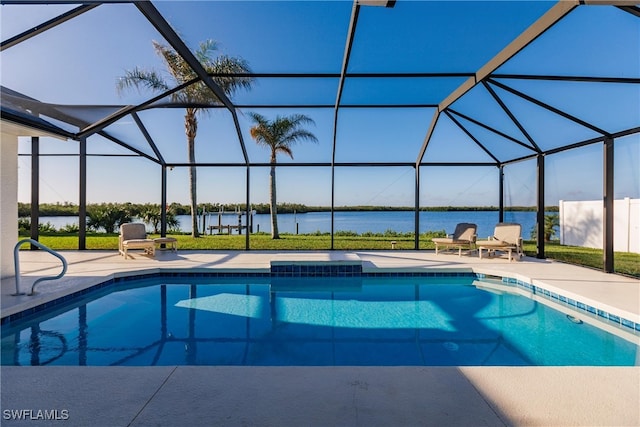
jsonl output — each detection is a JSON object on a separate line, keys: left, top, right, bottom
{"left": 559, "top": 198, "right": 639, "bottom": 253}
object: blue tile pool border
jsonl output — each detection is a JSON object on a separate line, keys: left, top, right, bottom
{"left": 481, "top": 274, "right": 640, "bottom": 334}
{"left": 2, "top": 270, "right": 638, "bottom": 335}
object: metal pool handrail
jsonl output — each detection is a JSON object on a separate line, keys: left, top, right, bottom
{"left": 13, "top": 238, "right": 68, "bottom": 296}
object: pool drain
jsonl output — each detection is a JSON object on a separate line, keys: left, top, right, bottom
{"left": 566, "top": 315, "right": 583, "bottom": 324}
{"left": 443, "top": 342, "right": 459, "bottom": 351}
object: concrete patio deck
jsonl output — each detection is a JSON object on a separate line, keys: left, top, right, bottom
{"left": 1, "top": 250, "right": 639, "bottom": 426}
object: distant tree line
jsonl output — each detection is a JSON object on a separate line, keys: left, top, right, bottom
{"left": 18, "top": 202, "right": 558, "bottom": 218}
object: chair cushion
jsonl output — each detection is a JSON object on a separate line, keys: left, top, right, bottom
{"left": 432, "top": 238, "right": 472, "bottom": 244}
{"left": 477, "top": 240, "right": 513, "bottom": 248}
{"left": 123, "top": 239, "right": 154, "bottom": 248}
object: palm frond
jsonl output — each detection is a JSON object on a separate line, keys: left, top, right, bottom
{"left": 116, "top": 67, "right": 170, "bottom": 95}
{"left": 288, "top": 114, "right": 316, "bottom": 127}
{"left": 282, "top": 129, "right": 318, "bottom": 146}
{"left": 209, "top": 55, "right": 253, "bottom": 95}
{"left": 153, "top": 40, "right": 195, "bottom": 83}
{"left": 248, "top": 112, "right": 267, "bottom": 125}
{"left": 196, "top": 39, "right": 219, "bottom": 63}
{"left": 276, "top": 145, "right": 294, "bottom": 159}
{"left": 274, "top": 115, "right": 318, "bottom": 146}
{"left": 118, "top": 39, "right": 252, "bottom": 111}
{"left": 250, "top": 124, "right": 274, "bottom": 148}
{"left": 183, "top": 81, "right": 222, "bottom": 107}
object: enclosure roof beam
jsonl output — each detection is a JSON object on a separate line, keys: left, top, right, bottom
{"left": 17, "top": 153, "right": 142, "bottom": 158}
{"left": 415, "top": 0, "right": 577, "bottom": 167}
{"left": 415, "top": 110, "right": 440, "bottom": 167}
{"left": 500, "top": 125, "right": 640, "bottom": 166}
{"left": 0, "top": 0, "right": 128, "bottom": 3}
{"left": 491, "top": 74, "right": 640, "bottom": 83}
{"left": 582, "top": 0, "right": 639, "bottom": 3}
{"left": 447, "top": 108, "right": 536, "bottom": 152}
{"left": 487, "top": 78, "right": 610, "bottom": 136}
{"left": 131, "top": 112, "right": 164, "bottom": 165}
{"left": 444, "top": 111, "right": 501, "bottom": 164}
{"left": 97, "top": 130, "right": 161, "bottom": 164}
{"left": 617, "top": 5, "right": 640, "bottom": 17}
{"left": 0, "top": 3, "right": 99, "bottom": 51}
{"left": 357, "top": 0, "right": 396, "bottom": 7}
{"left": 149, "top": 103, "right": 439, "bottom": 110}
{"left": 543, "top": 126, "right": 640, "bottom": 156}
{"left": 77, "top": 78, "right": 197, "bottom": 139}
{"left": 328, "top": 0, "right": 399, "bottom": 163}
{"left": 438, "top": 1, "right": 578, "bottom": 113}
{"left": 328, "top": 0, "right": 362, "bottom": 248}
{"left": 164, "top": 161, "right": 497, "bottom": 168}
{"left": 482, "top": 81, "right": 542, "bottom": 153}
{"left": 135, "top": 2, "right": 233, "bottom": 110}
{"left": 1, "top": 109, "right": 76, "bottom": 140}
{"left": 134, "top": 1, "right": 249, "bottom": 164}
{"left": 205, "top": 72, "right": 473, "bottom": 79}
{"left": 331, "top": 0, "right": 360, "bottom": 169}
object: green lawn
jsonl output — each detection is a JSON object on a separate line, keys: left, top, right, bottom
{"left": 28, "top": 233, "right": 639, "bottom": 278}
{"left": 522, "top": 241, "right": 639, "bottom": 278}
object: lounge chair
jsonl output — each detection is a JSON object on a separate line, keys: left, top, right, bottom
{"left": 432, "top": 223, "right": 477, "bottom": 256}
{"left": 119, "top": 223, "right": 155, "bottom": 259}
{"left": 476, "top": 222, "right": 524, "bottom": 261}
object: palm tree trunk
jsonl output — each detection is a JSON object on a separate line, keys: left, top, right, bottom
{"left": 188, "top": 161, "right": 198, "bottom": 237}
{"left": 269, "top": 162, "right": 279, "bottom": 239}
{"left": 185, "top": 110, "right": 199, "bottom": 237}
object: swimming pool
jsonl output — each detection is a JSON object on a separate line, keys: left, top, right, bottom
{"left": 2, "top": 275, "right": 638, "bottom": 366}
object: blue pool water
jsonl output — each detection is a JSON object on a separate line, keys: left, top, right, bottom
{"left": 1, "top": 276, "right": 638, "bottom": 366}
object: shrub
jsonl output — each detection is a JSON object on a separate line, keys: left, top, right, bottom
{"left": 335, "top": 230, "right": 358, "bottom": 237}
{"left": 18, "top": 217, "right": 30, "bottom": 232}
{"left": 140, "top": 207, "right": 180, "bottom": 234}
{"left": 60, "top": 223, "right": 80, "bottom": 233}
{"left": 38, "top": 222, "right": 57, "bottom": 233}
{"left": 87, "top": 203, "right": 132, "bottom": 233}
{"left": 530, "top": 214, "right": 560, "bottom": 241}
{"left": 422, "top": 230, "right": 447, "bottom": 239}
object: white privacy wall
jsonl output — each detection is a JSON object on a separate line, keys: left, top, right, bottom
{"left": 560, "top": 198, "right": 639, "bottom": 253}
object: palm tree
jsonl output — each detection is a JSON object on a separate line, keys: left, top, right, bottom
{"left": 530, "top": 213, "right": 560, "bottom": 242}
{"left": 141, "top": 206, "right": 180, "bottom": 234}
{"left": 248, "top": 113, "right": 318, "bottom": 239}
{"left": 117, "top": 39, "right": 252, "bottom": 237}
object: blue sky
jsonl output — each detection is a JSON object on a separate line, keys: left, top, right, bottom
{"left": 2, "top": 1, "right": 638, "bottom": 207}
